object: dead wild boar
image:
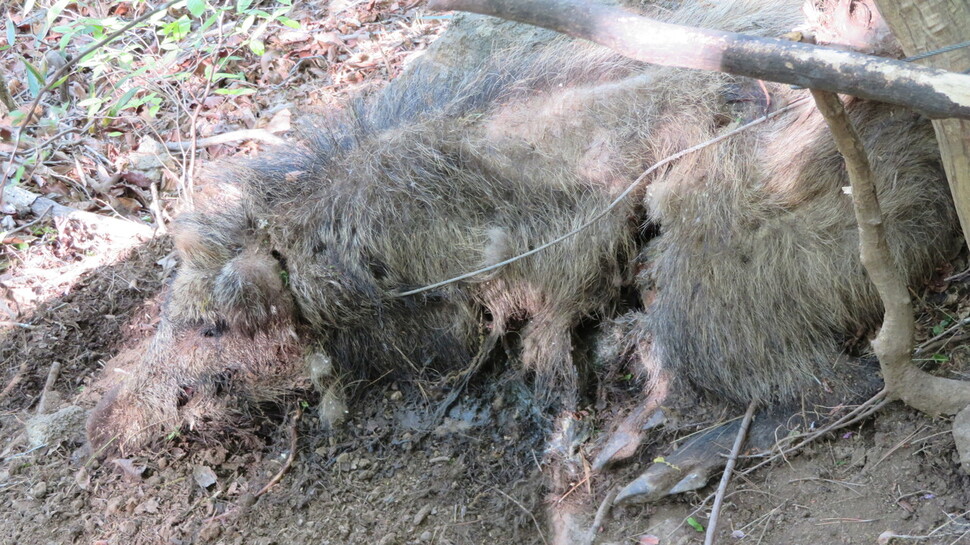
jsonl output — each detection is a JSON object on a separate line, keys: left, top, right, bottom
{"left": 86, "top": 0, "right": 811, "bottom": 454}
{"left": 86, "top": 0, "right": 959, "bottom": 517}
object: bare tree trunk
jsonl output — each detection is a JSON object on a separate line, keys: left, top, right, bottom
{"left": 874, "top": 0, "right": 970, "bottom": 243}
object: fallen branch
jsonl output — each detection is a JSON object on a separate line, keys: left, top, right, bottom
{"left": 427, "top": 0, "right": 970, "bottom": 120}
{"left": 811, "top": 89, "right": 970, "bottom": 416}
{"left": 163, "top": 129, "right": 285, "bottom": 151}
{"left": 3, "top": 185, "right": 153, "bottom": 241}
{"left": 874, "top": 0, "right": 970, "bottom": 270}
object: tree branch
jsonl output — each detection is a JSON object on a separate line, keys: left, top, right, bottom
{"left": 427, "top": 0, "right": 970, "bottom": 120}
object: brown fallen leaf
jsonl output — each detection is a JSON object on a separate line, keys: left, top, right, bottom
{"left": 111, "top": 457, "right": 146, "bottom": 480}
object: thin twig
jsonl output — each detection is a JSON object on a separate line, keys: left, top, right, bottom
{"left": 585, "top": 486, "right": 618, "bottom": 543}
{"left": 180, "top": 10, "right": 227, "bottom": 207}
{"left": 0, "top": 357, "right": 30, "bottom": 403}
{"left": 164, "top": 129, "right": 285, "bottom": 151}
{"left": 557, "top": 474, "right": 591, "bottom": 504}
{"left": 206, "top": 406, "right": 303, "bottom": 524}
{"left": 493, "top": 485, "right": 549, "bottom": 545}
{"left": 868, "top": 426, "right": 926, "bottom": 470}
{"left": 1, "top": 207, "right": 51, "bottom": 238}
{"left": 35, "top": 361, "right": 62, "bottom": 415}
{"left": 915, "top": 317, "right": 970, "bottom": 354}
{"left": 740, "top": 389, "right": 889, "bottom": 477}
{"left": 705, "top": 399, "right": 757, "bottom": 545}
{"left": 0, "top": 322, "right": 35, "bottom": 329}
{"left": 255, "top": 406, "right": 302, "bottom": 497}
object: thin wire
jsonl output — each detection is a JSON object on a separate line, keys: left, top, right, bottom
{"left": 903, "top": 40, "right": 970, "bottom": 63}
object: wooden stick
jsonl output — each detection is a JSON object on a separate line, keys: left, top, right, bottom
{"left": 427, "top": 0, "right": 970, "bottom": 119}
{"left": 704, "top": 399, "right": 757, "bottom": 545}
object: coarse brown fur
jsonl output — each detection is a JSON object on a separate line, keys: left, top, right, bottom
{"left": 637, "top": 98, "right": 957, "bottom": 407}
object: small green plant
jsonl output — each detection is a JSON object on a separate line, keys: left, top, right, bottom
{"left": 16, "top": 0, "right": 301, "bottom": 126}
{"left": 932, "top": 317, "right": 953, "bottom": 336}
{"left": 686, "top": 517, "right": 705, "bottom": 532}
{"left": 165, "top": 427, "right": 182, "bottom": 441}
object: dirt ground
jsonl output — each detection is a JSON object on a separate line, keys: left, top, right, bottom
{"left": 1, "top": 233, "right": 970, "bottom": 545}
{"left": 3, "top": 2, "right": 970, "bottom": 545}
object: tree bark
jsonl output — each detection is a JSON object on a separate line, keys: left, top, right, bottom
{"left": 428, "top": 0, "right": 970, "bottom": 119}
{"left": 873, "top": 0, "right": 970, "bottom": 249}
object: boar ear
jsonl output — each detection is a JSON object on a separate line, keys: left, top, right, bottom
{"left": 213, "top": 248, "right": 295, "bottom": 333}
{"left": 172, "top": 211, "right": 241, "bottom": 269}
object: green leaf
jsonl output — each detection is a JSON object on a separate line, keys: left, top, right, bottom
{"left": 57, "top": 26, "right": 82, "bottom": 50}
{"left": 109, "top": 86, "right": 141, "bottom": 116}
{"left": 248, "top": 38, "right": 265, "bottom": 56}
{"left": 278, "top": 16, "right": 300, "bottom": 29}
{"left": 187, "top": 0, "right": 207, "bottom": 17}
{"left": 686, "top": 517, "right": 705, "bottom": 532}
{"left": 12, "top": 165, "right": 25, "bottom": 185}
{"left": 932, "top": 325, "right": 944, "bottom": 336}
{"left": 200, "top": 13, "right": 220, "bottom": 33}
{"left": 5, "top": 17, "right": 15, "bottom": 47}
{"left": 22, "top": 59, "right": 42, "bottom": 97}
{"left": 215, "top": 87, "right": 256, "bottom": 96}
{"left": 20, "top": 56, "right": 45, "bottom": 81}
{"left": 236, "top": 0, "right": 254, "bottom": 12}
{"left": 932, "top": 353, "right": 950, "bottom": 363}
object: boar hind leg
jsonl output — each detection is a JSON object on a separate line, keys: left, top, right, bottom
{"left": 607, "top": 359, "right": 883, "bottom": 504}
{"left": 520, "top": 308, "right": 579, "bottom": 411}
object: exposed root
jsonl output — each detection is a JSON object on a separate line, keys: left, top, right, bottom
{"left": 811, "top": 88, "right": 970, "bottom": 415}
